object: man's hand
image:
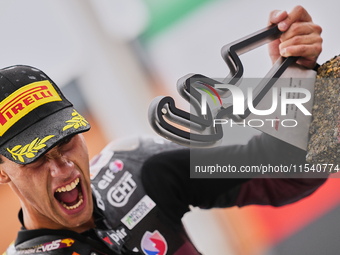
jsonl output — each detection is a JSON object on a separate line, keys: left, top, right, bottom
{"left": 268, "top": 5, "right": 322, "bottom": 69}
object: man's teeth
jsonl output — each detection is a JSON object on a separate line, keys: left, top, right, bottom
{"left": 55, "top": 178, "right": 80, "bottom": 193}
{"left": 60, "top": 193, "right": 84, "bottom": 210}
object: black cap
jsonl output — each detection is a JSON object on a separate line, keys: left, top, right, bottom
{"left": 0, "top": 65, "right": 90, "bottom": 164}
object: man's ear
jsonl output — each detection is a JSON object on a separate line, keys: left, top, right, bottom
{"left": 0, "top": 168, "right": 11, "bottom": 184}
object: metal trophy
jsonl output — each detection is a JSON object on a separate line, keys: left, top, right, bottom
{"left": 148, "top": 25, "right": 316, "bottom": 150}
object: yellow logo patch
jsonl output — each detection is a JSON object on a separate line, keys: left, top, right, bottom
{"left": 63, "top": 110, "right": 88, "bottom": 131}
{"left": 60, "top": 238, "right": 75, "bottom": 247}
{"left": 7, "top": 135, "right": 54, "bottom": 163}
{"left": 0, "top": 80, "right": 61, "bottom": 136}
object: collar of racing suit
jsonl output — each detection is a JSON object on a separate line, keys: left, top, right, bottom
{"left": 13, "top": 195, "right": 141, "bottom": 255}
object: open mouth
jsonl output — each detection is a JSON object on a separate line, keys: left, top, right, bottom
{"left": 54, "top": 178, "right": 84, "bottom": 210}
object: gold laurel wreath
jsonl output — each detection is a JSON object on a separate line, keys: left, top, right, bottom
{"left": 7, "top": 135, "right": 55, "bottom": 163}
{"left": 63, "top": 110, "right": 88, "bottom": 131}
{"left": 7, "top": 111, "right": 87, "bottom": 162}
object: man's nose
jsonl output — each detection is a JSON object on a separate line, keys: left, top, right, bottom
{"left": 50, "top": 157, "right": 74, "bottom": 178}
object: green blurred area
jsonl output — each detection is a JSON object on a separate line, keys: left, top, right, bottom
{"left": 141, "top": 0, "right": 215, "bottom": 40}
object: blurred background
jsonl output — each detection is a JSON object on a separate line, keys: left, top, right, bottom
{"left": 1, "top": 0, "right": 340, "bottom": 254}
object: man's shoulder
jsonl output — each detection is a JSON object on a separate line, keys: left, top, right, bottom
{"left": 89, "top": 135, "right": 183, "bottom": 180}
{"left": 88, "top": 136, "right": 185, "bottom": 228}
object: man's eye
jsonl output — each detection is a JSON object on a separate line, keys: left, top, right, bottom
{"left": 59, "top": 136, "right": 73, "bottom": 147}
{"left": 26, "top": 156, "right": 46, "bottom": 168}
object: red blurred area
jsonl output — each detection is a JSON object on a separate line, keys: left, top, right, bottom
{"left": 225, "top": 175, "right": 340, "bottom": 255}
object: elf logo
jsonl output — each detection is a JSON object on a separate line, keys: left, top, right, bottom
{"left": 98, "top": 169, "right": 115, "bottom": 190}
{"left": 141, "top": 230, "right": 168, "bottom": 255}
{"left": 0, "top": 80, "right": 62, "bottom": 136}
{"left": 107, "top": 171, "right": 137, "bottom": 207}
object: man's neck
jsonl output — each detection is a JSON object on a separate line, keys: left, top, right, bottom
{"left": 22, "top": 207, "right": 95, "bottom": 233}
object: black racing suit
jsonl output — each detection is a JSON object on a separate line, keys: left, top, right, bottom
{"left": 4, "top": 134, "right": 327, "bottom": 255}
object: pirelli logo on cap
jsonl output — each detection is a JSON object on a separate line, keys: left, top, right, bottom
{"left": 0, "top": 80, "right": 62, "bottom": 136}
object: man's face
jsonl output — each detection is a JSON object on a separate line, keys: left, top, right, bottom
{"left": 1, "top": 134, "right": 93, "bottom": 231}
